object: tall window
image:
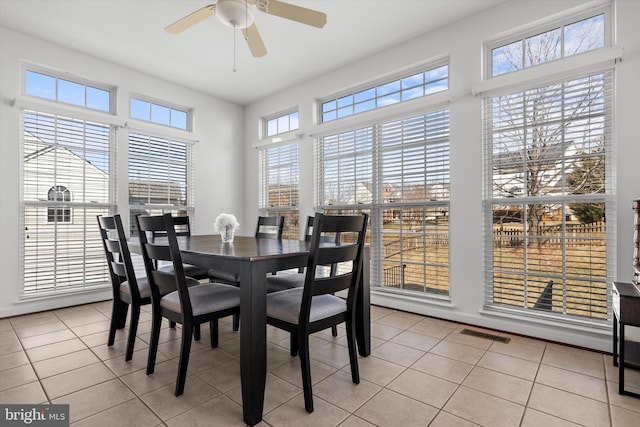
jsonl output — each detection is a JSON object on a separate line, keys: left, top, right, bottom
{"left": 128, "top": 133, "right": 193, "bottom": 235}
{"left": 259, "top": 143, "right": 299, "bottom": 239}
{"left": 22, "top": 111, "right": 114, "bottom": 295}
{"left": 483, "top": 10, "right": 614, "bottom": 322}
{"left": 317, "top": 110, "right": 450, "bottom": 295}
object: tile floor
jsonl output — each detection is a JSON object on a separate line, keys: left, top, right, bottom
{"left": 1, "top": 301, "right": 640, "bottom": 426}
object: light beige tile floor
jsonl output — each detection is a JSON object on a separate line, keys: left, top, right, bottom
{"left": 2, "top": 301, "right": 640, "bottom": 426}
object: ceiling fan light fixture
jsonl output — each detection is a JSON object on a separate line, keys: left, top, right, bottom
{"left": 216, "top": 0, "right": 255, "bottom": 29}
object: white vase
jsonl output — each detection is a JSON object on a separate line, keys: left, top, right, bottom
{"left": 221, "top": 226, "right": 235, "bottom": 243}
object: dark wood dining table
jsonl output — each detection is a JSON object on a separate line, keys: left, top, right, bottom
{"left": 130, "top": 234, "right": 370, "bottom": 426}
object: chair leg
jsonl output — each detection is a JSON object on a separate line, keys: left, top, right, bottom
{"left": 169, "top": 320, "right": 176, "bottom": 329}
{"left": 175, "top": 320, "right": 193, "bottom": 396}
{"left": 299, "top": 334, "right": 314, "bottom": 413}
{"left": 125, "top": 304, "right": 141, "bottom": 361}
{"left": 108, "top": 300, "right": 128, "bottom": 346}
{"left": 146, "top": 308, "right": 162, "bottom": 375}
{"left": 209, "top": 319, "right": 218, "bottom": 348}
{"left": 232, "top": 313, "right": 240, "bottom": 332}
{"left": 331, "top": 326, "right": 338, "bottom": 337}
{"left": 345, "top": 321, "right": 360, "bottom": 384}
{"left": 193, "top": 325, "right": 201, "bottom": 341}
{"left": 290, "top": 332, "right": 298, "bottom": 357}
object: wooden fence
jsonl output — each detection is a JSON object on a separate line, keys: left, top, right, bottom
{"left": 493, "top": 221, "right": 606, "bottom": 248}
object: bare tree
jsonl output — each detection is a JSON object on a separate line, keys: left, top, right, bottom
{"left": 491, "top": 28, "right": 606, "bottom": 244}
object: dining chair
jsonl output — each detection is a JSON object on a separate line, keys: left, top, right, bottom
{"left": 97, "top": 214, "right": 151, "bottom": 361}
{"left": 150, "top": 215, "right": 209, "bottom": 281}
{"left": 207, "top": 215, "right": 285, "bottom": 331}
{"left": 265, "top": 215, "right": 340, "bottom": 337}
{"left": 265, "top": 212, "right": 368, "bottom": 412}
{"left": 137, "top": 214, "right": 241, "bottom": 396}
{"left": 255, "top": 215, "right": 285, "bottom": 239}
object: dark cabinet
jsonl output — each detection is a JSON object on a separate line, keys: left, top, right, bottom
{"left": 612, "top": 281, "right": 640, "bottom": 397}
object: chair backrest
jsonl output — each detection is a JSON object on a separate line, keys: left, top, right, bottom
{"left": 300, "top": 215, "right": 340, "bottom": 274}
{"left": 136, "top": 214, "right": 194, "bottom": 317}
{"left": 255, "top": 215, "right": 284, "bottom": 239}
{"left": 151, "top": 215, "right": 192, "bottom": 238}
{"left": 97, "top": 214, "right": 141, "bottom": 300}
{"left": 300, "top": 213, "right": 368, "bottom": 323}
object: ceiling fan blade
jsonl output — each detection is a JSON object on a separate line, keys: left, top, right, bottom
{"left": 164, "top": 4, "right": 216, "bottom": 34}
{"left": 260, "top": 0, "right": 327, "bottom": 28}
{"left": 242, "top": 23, "right": 267, "bottom": 57}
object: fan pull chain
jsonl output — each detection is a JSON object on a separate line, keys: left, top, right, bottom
{"left": 233, "top": 25, "right": 237, "bottom": 72}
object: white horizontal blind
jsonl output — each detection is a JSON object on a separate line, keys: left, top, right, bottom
{"left": 128, "top": 132, "right": 193, "bottom": 236}
{"left": 22, "top": 110, "right": 114, "bottom": 295}
{"left": 258, "top": 142, "right": 299, "bottom": 239}
{"left": 483, "top": 69, "right": 615, "bottom": 322}
{"left": 316, "top": 110, "right": 450, "bottom": 295}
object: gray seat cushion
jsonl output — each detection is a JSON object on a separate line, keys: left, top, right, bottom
{"left": 119, "top": 276, "right": 151, "bottom": 298}
{"left": 266, "top": 274, "right": 305, "bottom": 293}
{"left": 160, "top": 283, "right": 240, "bottom": 316}
{"left": 266, "top": 288, "right": 346, "bottom": 325}
{"left": 159, "top": 263, "right": 209, "bottom": 279}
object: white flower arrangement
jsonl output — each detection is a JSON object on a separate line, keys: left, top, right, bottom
{"left": 214, "top": 213, "right": 240, "bottom": 232}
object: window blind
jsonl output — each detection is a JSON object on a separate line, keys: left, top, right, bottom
{"left": 316, "top": 110, "right": 450, "bottom": 296}
{"left": 258, "top": 142, "right": 299, "bottom": 239}
{"left": 22, "top": 110, "right": 114, "bottom": 295}
{"left": 128, "top": 132, "right": 193, "bottom": 236}
{"left": 483, "top": 69, "right": 615, "bottom": 323}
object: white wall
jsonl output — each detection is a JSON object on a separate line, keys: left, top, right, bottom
{"left": 0, "top": 28, "right": 245, "bottom": 317}
{"left": 243, "top": 0, "right": 640, "bottom": 351}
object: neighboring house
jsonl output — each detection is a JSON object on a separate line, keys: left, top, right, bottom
{"left": 23, "top": 131, "right": 110, "bottom": 222}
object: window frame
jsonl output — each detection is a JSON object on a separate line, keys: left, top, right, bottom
{"left": 129, "top": 95, "right": 192, "bottom": 131}
{"left": 263, "top": 110, "right": 299, "bottom": 138}
{"left": 22, "top": 65, "right": 115, "bottom": 114}
{"left": 486, "top": 6, "right": 611, "bottom": 79}
{"left": 319, "top": 60, "right": 449, "bottom": 124}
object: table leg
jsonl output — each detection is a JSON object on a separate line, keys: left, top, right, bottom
{"left": 239, "top": 262, "right": 267, "bottom": 426}
{"left": 356, "top": 246, "right": 371, "bottom": 357}
{"left": 619, "top": 323, "right": 625, "bottom": 395}
{"left": 613, "top": 311, "right": 618, "bottom": 367}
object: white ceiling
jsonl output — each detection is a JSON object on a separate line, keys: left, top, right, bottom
{"left": 0, "top": 0, "right": 507, "bottom": 105}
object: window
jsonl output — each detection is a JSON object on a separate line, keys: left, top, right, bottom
{"left": 22, "top": 110, "right": 114, "bottom": 295}
{"left": 25, "top": 69, "right": 112, "bottom": 113}
{"left": 320, "top": 64, "right": 448, "bottom": 123}
{"left": 317, "top": 110, "right": 450, "bottom": 295}
{"left": 128, "top": 132, "right": 193, "bottom": 235}
{"left": 259, "top": 143, "right": 299, "bottom": 239}
{"left": 130, "top": 97, "right": 190, "bottom": 130}
{"left": 491, "top": 13, "right": 605, "bottom": 76}
{"left": 46, "top": 185, "right": 72, "bottom": 223}
{"left": 265, "top": 111, "right": 299, "bottom": 137}
{"left": 483, "top": 9, "right": 614, "bottom": 323}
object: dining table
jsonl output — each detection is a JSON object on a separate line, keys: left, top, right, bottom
{"left": 130, "top": 234, "right": 370, "bottom": 426}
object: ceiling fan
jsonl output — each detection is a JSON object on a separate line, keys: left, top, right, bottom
{"left": 164, "top": 0, "right": 327, "bottom": 58}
